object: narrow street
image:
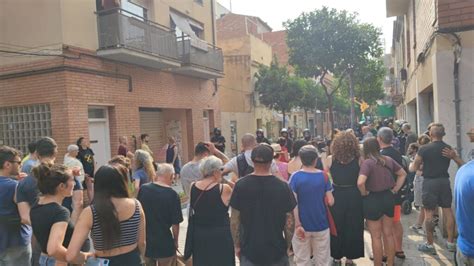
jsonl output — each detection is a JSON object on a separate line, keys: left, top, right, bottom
{"left": 172, "top": 181, "right": 455, "bottom": 266}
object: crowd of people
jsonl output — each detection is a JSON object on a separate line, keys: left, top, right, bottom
{"left": 0, "top": 121, "right": 473, "bottom": 266}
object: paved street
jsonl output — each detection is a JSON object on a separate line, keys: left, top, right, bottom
{"left": 173, "top": 181, "right": 455, "bottom": 266}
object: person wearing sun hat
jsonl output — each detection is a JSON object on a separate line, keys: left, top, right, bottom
{"left": 272, "top": 143, "right": 289, "bottom": 181}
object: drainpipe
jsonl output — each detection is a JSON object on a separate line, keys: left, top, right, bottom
{"left": 450, "top": 33, "right": 462, "bottom": 157}
{"left": 210, "top": 0, "right": 218, "bottom": 96}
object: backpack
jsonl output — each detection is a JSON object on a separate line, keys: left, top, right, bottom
{"left": 236, "top": 153, "right": 254, "bottom": 178}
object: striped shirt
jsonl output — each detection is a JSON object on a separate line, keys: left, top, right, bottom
{"left": 90, "top": 199, "right": 140, "bottom": 251}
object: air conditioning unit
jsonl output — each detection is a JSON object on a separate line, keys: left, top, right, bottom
{"left": 400, "top": 69, "right": 407, "bottom": 81}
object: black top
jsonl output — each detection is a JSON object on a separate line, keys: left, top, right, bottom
{"left": 418, "top": 141, "right": 451, "bottom": 179}
{"left": 381, "top": 146, "right": 404, "bottom": 169}
{"left": 30, "top": 202, "right": 74, "bottom": 254}
{"left": 77, "top": 148, "right": 95, "bottom": 177}
{"left": 191, "top": 184, "right": 229, "bottom": 227}
{"left": 229, "top": 175, "right": 296, "bottom": 265}
{"left": 137, "top": 183, "right": 183, "bottom": 259}
{"left": 256, "top": 136, "right": 270, "bottom": 144}
{"left": 330, "top": 158, "right": 360, "bottom": 187}
{"left": 381, "top": 146, "right": 404, "bottom": 204}
{"left": 165, "top": 145, "right": 176, "bottom": 164}
{"left": 211, "top": 135, "right": 226, "bottom": 153}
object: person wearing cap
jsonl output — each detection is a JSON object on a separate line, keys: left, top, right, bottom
{"left": 272, "top": 143, "right": 289, "bottom": 181}
{"left": 290, "top": 145, "right": 334, "bottom": 266}
{"left": 230, "top": 144, "right": 296, "bottom": 266}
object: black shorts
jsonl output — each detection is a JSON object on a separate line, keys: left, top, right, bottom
{"left": 422, "top": 178, "right": 452, "bottom": 209}
{"left": 362, "top": 190, "right": 395, "bottom": 221}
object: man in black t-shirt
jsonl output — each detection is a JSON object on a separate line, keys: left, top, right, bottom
{"left": 230, "top": 144, "right": 296, "bottom": 266}
{"left": 211, "top": 128, "right": 226, "bottom": 153}
{"left": 410, "top": 123, "right": 464, "bottom": 254}
{"left": 378, "top": 127, "right": 406, "bottom": 258}
{"left": 137, "top": 163, "right": 183, "bottom": 266}
{"left": 76, "top": 137, "right": 95, "bottom": 202}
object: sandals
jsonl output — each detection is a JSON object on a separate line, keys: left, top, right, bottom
{"left": 369, "top": 255, "right": 388, "bottom": 262}
{"left": 395, "top": 251, "right": 406, "bottom": 259}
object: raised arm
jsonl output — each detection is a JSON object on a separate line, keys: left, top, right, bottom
{"left": 442, "top": 147, "right": 465, "bottom": 167}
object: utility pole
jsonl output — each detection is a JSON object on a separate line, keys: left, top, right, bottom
{"left": 349, "top": 68, "right": 355, "bottom": 129}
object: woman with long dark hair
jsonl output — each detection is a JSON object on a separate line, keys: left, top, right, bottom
{"left": 30, "top": 163, "right": 92, "bottom": 266}
{"left": 326, "top": 132, "right": 364, "bottom": 265}
{"left": 357, "top": 138, "right": 406, "bottom": 266}
{"left": 66, "top": 164, "right": 146, "bottom": 266}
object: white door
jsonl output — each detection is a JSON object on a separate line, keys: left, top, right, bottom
{"left": 88, "top": 107, "right": 110, "bottom": 169}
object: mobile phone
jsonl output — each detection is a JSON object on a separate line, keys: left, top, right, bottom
{"left": 85, "top": 257, "right": 110, "bottom": 266}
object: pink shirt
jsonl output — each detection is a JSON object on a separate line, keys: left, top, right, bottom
{"left": 276, "top": 161, "right": 289, "bottom": 181}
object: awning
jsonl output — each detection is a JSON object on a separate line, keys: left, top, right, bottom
{"left": 170, "top": 12, "right": 208, "bottom": 51}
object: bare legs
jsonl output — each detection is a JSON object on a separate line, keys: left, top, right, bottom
{"left": 368, "top": 216, "right": 395, "bottom": 266}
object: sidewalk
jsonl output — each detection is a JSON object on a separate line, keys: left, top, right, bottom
{"left": 172, "top": 181, "right": 455, "bottom": 265}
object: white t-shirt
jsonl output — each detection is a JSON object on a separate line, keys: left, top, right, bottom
{"left": 224, "top": 150, "right": 280, "bottom": 177}
{"left": 63, "top": 155, "right": 85, "bottom": 183}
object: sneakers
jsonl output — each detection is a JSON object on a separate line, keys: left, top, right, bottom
{"left": 418, "top": 242, "right": 437, "bottom": 255}
{"left": 410, "top": 224, "right": 425, "bottom": 235}
{"left": 446, "top": 242, "right": 457, "bottom": 252}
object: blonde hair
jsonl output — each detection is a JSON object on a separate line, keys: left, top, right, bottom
{"left": 134, "top": 149, "right": 155, "bottom": 183}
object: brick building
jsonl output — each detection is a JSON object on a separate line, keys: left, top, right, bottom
{"left": 387, "top": 0, "right": 474, "bottom": 161}
{"left": 0, "top": 0, "right": 223, "bottom": 165}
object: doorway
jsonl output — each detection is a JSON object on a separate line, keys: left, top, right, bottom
{"left": 88, "top": 107, "right": 111, "bottom": 168}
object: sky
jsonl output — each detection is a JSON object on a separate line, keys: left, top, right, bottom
{"left": 217, "top": 0, "right": 395, "bottom": 53}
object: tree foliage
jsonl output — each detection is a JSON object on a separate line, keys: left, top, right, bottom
{"left": 285, "top": 7, "right": 383, "bottom": 134}
{"left": 339, "top": 57, "right": 385, "bottom": 106}
{"left": 254, "top": 58, "right": 302, "bottom": 127}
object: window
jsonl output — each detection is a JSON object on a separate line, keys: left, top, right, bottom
{"left": 170, "top": 11, "right": 208, "bottom": 50}
{"left": 0, "top": 104, "right": 52, "bottom": 154}
{"left": 88, "top": 108, "right": 107, "bottom": 119}
{"left": 194, "top": 0, "right": 204, "bottom": 5}
{"left": 122, "top": 0, "right": 147, "bottom": 20}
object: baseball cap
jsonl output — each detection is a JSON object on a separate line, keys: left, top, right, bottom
{"left": 251, "top": 144, "right": 274, "bottom": 164}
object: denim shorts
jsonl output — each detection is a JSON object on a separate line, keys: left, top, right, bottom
{"left": 39, "top": 254, "right": 56, "bottom": 266}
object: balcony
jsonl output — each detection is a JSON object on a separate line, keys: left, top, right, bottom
{"left": 172, "top": 37, "right": 224, "bottom": 79}
{"left": 386, "top": 0, "right": 410, "bottom": 17}
{"left": 96, "top": 8, "right": 181, "bottom": 69}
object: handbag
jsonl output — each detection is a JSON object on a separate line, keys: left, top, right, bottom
{"left": 323, "top": 171, "right": 337, "bottom": 237}
{"left": 183, "top": 182, "right": 214, "bottom": 260}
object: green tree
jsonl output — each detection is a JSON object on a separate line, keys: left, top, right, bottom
{"left": 340, "top": 57, "right": 385, "bottom": 106}
{"left": 285, "top": 7, "right": 383, "bottom": 134}
{"left": 295, "top": 78, "right": 327, "bottom": 127}
{"left": 254, "top": 58, "right": 302, "bottom": 127}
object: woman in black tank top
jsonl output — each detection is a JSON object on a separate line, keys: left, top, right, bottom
{"left": 186, "top": 156, "right": 234, "bottom": 266}
{"left": 327, "top": 132, "right": 364, "bottom": 265}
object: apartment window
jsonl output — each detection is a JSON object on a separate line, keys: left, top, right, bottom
{"left": 0, "top": 104, "right": 52, "bottom": 154}
{"left": 170, "top": 11, "right": 208, "bottom": 50}
{"left": 122, "top": 0, "right": 147, "bottom": 20}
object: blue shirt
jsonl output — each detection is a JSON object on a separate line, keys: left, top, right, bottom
{"left": 16, "top": 174, "right": 39, "bottom": 207}
{"left": 455, "top": 160, "right": 474, "bottom": 257}
{"left": 132, "top": 168, "right": 149, "bottom": 187}
{"left": 289, "top": 171, "right": 332, "bottom": 232}
{"left": 21, "top": 159, "right": 38, "bottom": 176}
{"left": 0, "top": 177, "right": 32, "bottom": 253}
